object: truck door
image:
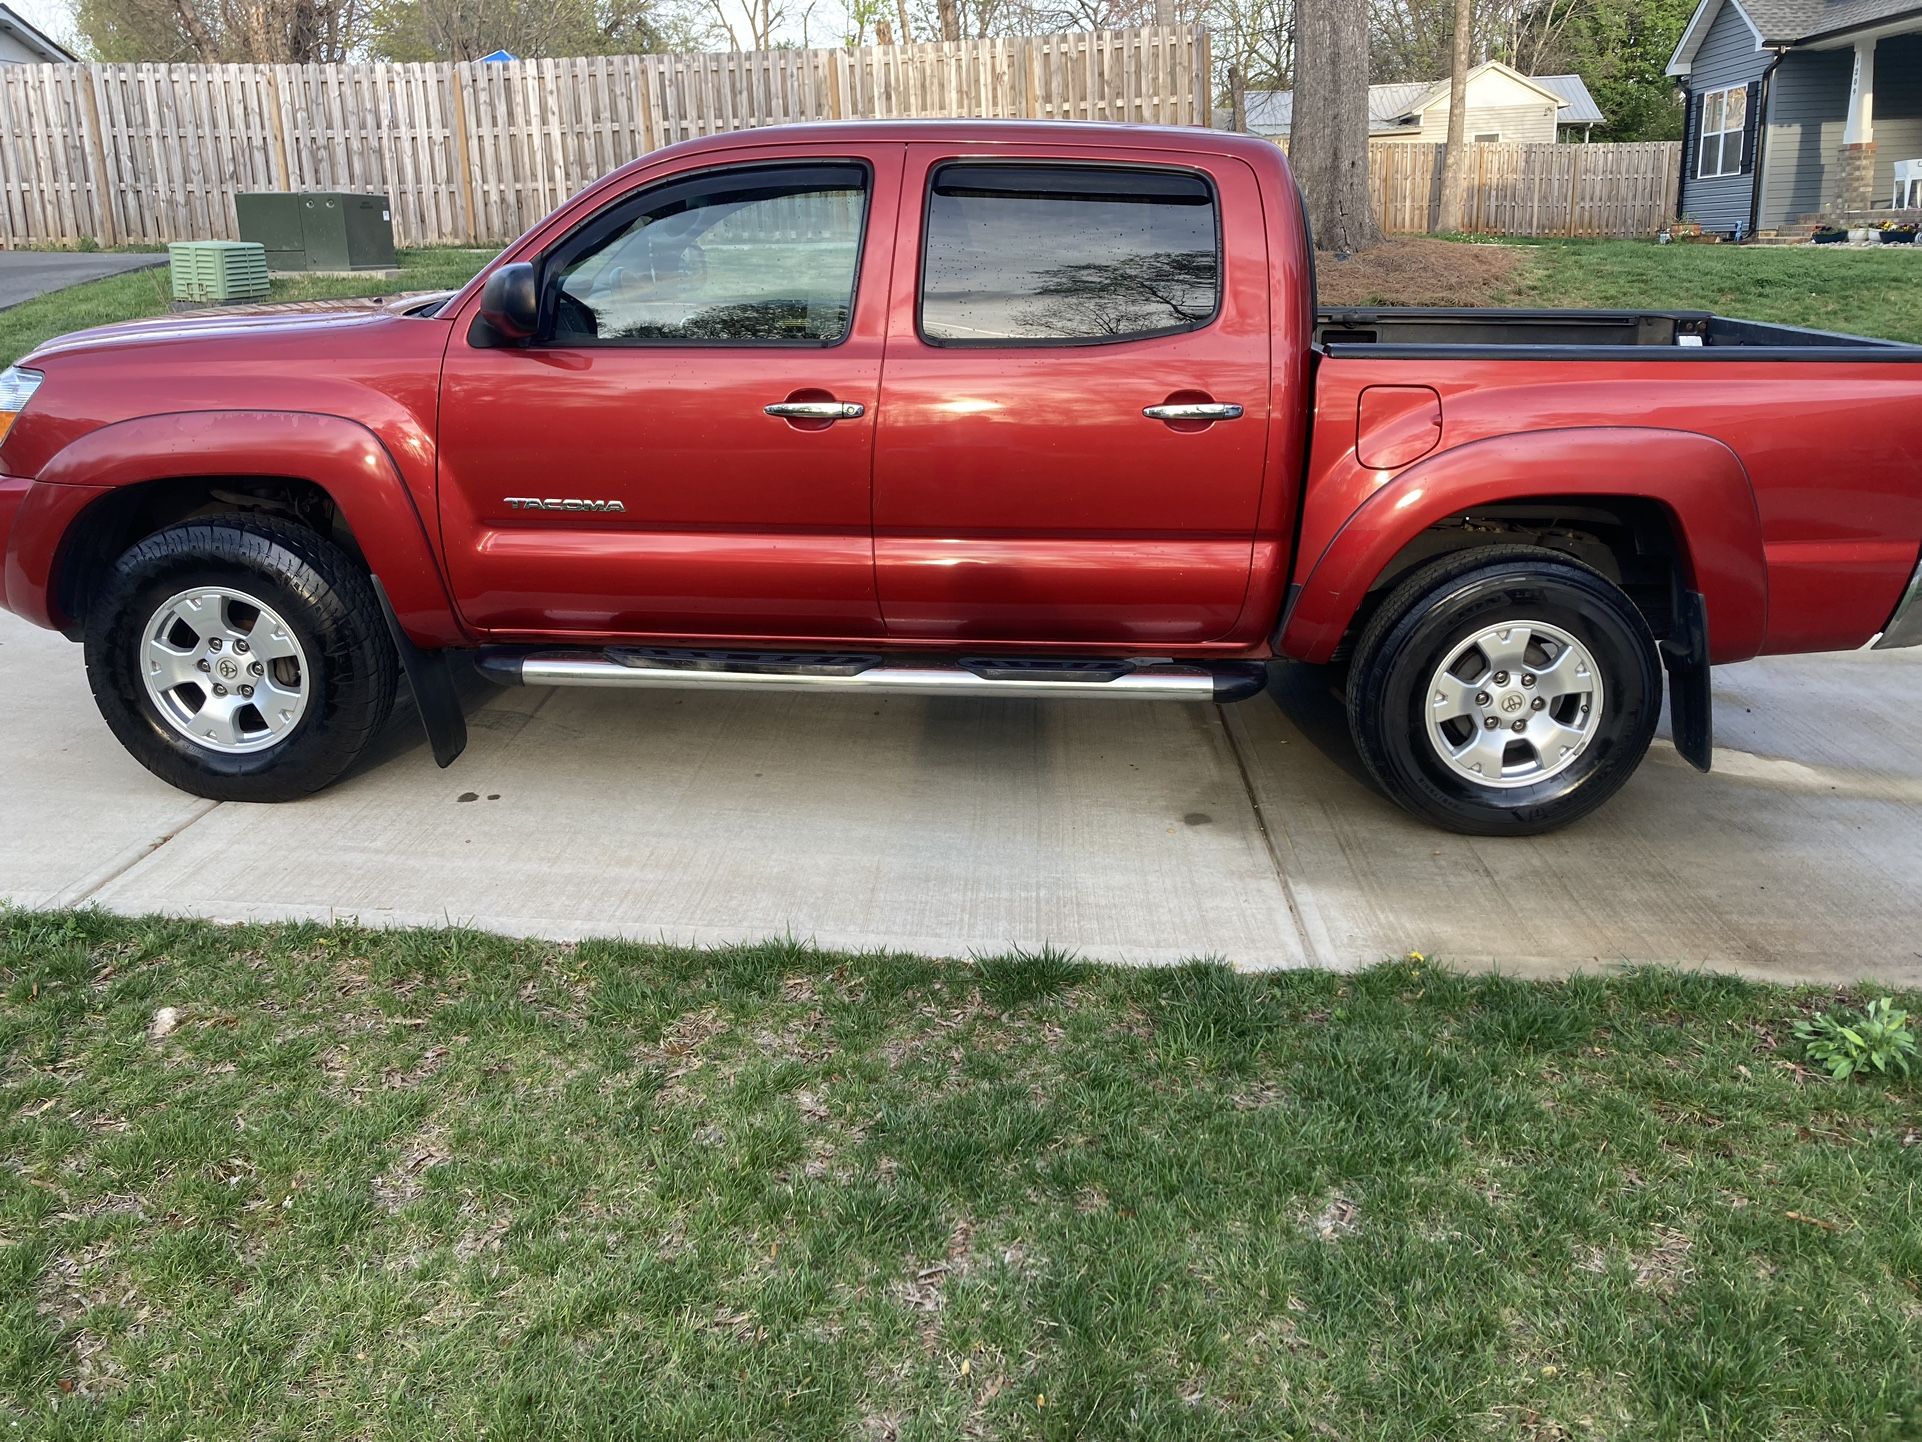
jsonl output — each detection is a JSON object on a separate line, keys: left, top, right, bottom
{"left": 436, "top": 146, "right": 900, "bottom": 640}
{"left": 871, "top": 144, "right": 1272, "bottom": 646}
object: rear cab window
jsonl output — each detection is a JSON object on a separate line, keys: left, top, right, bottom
{"left": 918, "top": 163, "right": 1220, "bottom": 347}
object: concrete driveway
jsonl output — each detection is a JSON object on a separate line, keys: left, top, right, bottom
{"left": 3, "top": 608, "right": 1919, "bottom": 985}
{"left": 0, "top": 252, "right": 164, "bottom": 309}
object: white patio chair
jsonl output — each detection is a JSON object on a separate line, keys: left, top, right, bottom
{"left": 1896, "top": 159, "right": 1922, "bottom": 210}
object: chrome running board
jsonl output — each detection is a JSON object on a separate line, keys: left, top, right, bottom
{"left": 475, "top": 648, "right": 1267, "bottom": 703}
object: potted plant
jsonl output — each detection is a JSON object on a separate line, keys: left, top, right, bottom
{"left": 1811, "top": 226, "right": 1849, "bottom": 244}
{"left": 1878, "top": 221, "right": 1918, "bottom": 245}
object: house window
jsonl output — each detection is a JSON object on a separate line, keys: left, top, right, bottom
{"left": 1697, "top": 85, "right": 1746, "bottom": 179}
{"left": 1474, "top": 132, "right": 1502, "bottom": 143}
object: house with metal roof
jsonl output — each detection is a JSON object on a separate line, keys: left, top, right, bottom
{"left": 1667, "top": 0, "right": 1922, "bottom": 234}
{"left": 1245, "top": 62, "right": 1607, "bottom": 145}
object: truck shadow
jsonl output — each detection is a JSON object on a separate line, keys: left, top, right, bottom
{"left": 349, "top": 656, "right": 504, "bottom": 780}
{"left": 350, "top": 655, "right": 1383, "bottom": 795}
{"left": 1261, "top": 660, "right": 1376, "bottom": 790}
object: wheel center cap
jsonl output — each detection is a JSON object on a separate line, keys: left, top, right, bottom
{"left": 1500, "top": 692, "right": 1525, "bottom": 714}
{"left": 216, "top": 657, "right": 240, "bottom": 682}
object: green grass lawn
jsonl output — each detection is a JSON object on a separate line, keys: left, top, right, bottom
{"left": 1498, "top": 238, "right": 1922, "bottom": 344}
{"left": 0, "top": 249, "right": 493, "bottom": 368}
{"left": 5, "top": 910, "right": 1918, "bottom": 1440}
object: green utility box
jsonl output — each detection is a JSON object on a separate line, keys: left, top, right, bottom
{"left": 234, "top": 192, "right": 398, "bottom": 273}
{"left": 168, "top": 241, "right": 270, "bottom": 303}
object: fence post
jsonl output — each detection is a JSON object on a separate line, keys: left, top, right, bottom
{"left": 1566, "top": 144, "right": 1584, "bottom": 237}
{"left": 448, "top": 65, "right": 480, "bottom": 245}
{"left": 1193, "top": 27, "right": 1210, "bottom": 125}
{"left": 78, "top": 70, "right": 119, "bottom": 248}
{"left": 262, "top": 67, "right": 292, "bottom": 191}
{"left": 827, "top": 48, "right": 846, "bottom": 119}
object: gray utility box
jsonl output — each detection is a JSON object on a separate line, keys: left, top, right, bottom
{"left": 235, "top": 192, "right": 397, "bottom": 273}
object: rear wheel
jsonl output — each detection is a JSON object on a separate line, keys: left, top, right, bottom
{"left": 1346, "top": 546, "right": 1662, "bottom": 836}
{"left": 84, "top": 518, "right": 397, "bottom": 802}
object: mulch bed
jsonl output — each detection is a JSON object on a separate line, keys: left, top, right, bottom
{"left": 1315, "top": 236, "right": 1526, "bottom": 307}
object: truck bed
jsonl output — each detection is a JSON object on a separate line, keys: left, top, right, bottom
{"left": 1314, "top": 308, "right": 1922, "bottom": 359}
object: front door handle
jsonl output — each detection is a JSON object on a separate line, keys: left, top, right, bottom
{"left": 1142, "top": 402, "right": 1243, "bottom": 422}
{"left": 764, "top": 400, "right": 865, "bottom": 421}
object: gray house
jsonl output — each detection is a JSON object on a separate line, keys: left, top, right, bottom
{"left": 0, "top": 4, "right": 75, "bottom": 63}
{"left": 1668, "top": 0, "right": 1922, "bottom": 234}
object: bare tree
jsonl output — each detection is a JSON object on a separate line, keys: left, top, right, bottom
{"left": 1434, "top": 0, "right": 1471, "bottom": 232}
{"left": 1290, "top": 0, "right": 1379, "bottom": 253}
{"left": 78, "top": 0, "right": 368, "bottom": 60}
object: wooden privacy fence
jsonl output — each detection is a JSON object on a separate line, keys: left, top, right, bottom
{"left": 0, "top": 26, "right": 1210, "bottom": 248}
{"left": 1366, "top": 140, "right": 1682, "bottom": 238}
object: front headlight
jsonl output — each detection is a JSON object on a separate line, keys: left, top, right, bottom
{"left": 0, "top": 365, "right": 43, "bottom": 448}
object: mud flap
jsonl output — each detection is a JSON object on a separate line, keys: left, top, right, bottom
{"left": 373, "top": 576, "right": 468, "bottom": 769}
{"left": 1659, "top": 588, "right": 1712, "bottom": 773}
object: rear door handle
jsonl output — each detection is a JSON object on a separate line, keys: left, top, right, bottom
{"left": 1143, "top": 402, "right": 1243, "bottom": 422}
{"left": 764, "top": 400, "right": 865, "bottom": 420}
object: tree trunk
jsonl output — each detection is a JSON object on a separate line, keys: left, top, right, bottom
{"left": 875, "top": 18, "right": 893, "bottom": 43}
{"left": 894, "top": 0, "right": 913, "bottom": 41}
{"left": 1229, "top": 62, "right": 1246, "bottom": 132}
{"left": 1435, "top": 0, "right": 1473, "bottom": 233}
{"left": 1291, "top": 0, "right": 1380, "bottom": 255}
{"left": 936, "top": 0, "right": 960, "bottom": 41}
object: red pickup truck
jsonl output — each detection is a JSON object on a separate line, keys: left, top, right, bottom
{"left": 2, "top": 121, "right": 1919, "bottom": 834}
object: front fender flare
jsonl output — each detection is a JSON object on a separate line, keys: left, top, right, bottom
{"left": 1279, "top": 426, "right": 1767, "bottom": 665}
{"left": 34, "top": 409, "right": 466, "bottom": 647}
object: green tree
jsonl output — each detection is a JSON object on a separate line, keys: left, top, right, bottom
{"left": 1505, "top": 0, "right": 1694, "bottom": 141}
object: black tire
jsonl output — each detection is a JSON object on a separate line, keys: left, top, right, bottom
{"left": 84, "top": 517, "right": 398, "bottom": 802}
{"left": 1345, "top": 546, "right": 1662, "bottom": 836}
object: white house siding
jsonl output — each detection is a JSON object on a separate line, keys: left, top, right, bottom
{"left": 1680, "top": 0, "right": 1769, "bottom": 232}
{"left": 1411, "top": 101, "right": 1560, "bottom": 142}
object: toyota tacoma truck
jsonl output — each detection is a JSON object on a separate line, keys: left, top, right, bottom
{"left": 2, "top": 121, "right": 1919, "bottom": 835}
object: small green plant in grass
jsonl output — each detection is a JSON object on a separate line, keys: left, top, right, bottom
{"left": 1794, "top": 996, "right": 1917, "bottom": 1081}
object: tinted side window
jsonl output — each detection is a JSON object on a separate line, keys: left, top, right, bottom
{"left": 550, "top": 164, "right": 867, "bottom": 346}
{"left": 920, "top": 165, "right": 1219, "bottom": 346}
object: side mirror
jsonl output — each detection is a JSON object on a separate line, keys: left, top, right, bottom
{"left": 472, "top": 262, "right": 538, "bottom": 346}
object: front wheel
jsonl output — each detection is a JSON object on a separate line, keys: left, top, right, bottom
{"left": 1345, "top": 546, "right": 1663, "bottom": 836}
{"left": 84, "top": 517, "right": 398, "bottom": 802}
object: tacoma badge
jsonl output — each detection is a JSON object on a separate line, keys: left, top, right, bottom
{"left": 504, "top": 497, "right": 627, "bottom": 513}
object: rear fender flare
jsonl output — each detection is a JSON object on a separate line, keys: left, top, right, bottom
{"left": 36, "top": 409, "right": 466, "bottom": 647}
{"left": 1280, "top": 426, "right": 1767, "bottom": 664}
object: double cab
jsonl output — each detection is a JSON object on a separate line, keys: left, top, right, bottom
{"left": 1, "top": 121, "right": 1919, "bottom": 833}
